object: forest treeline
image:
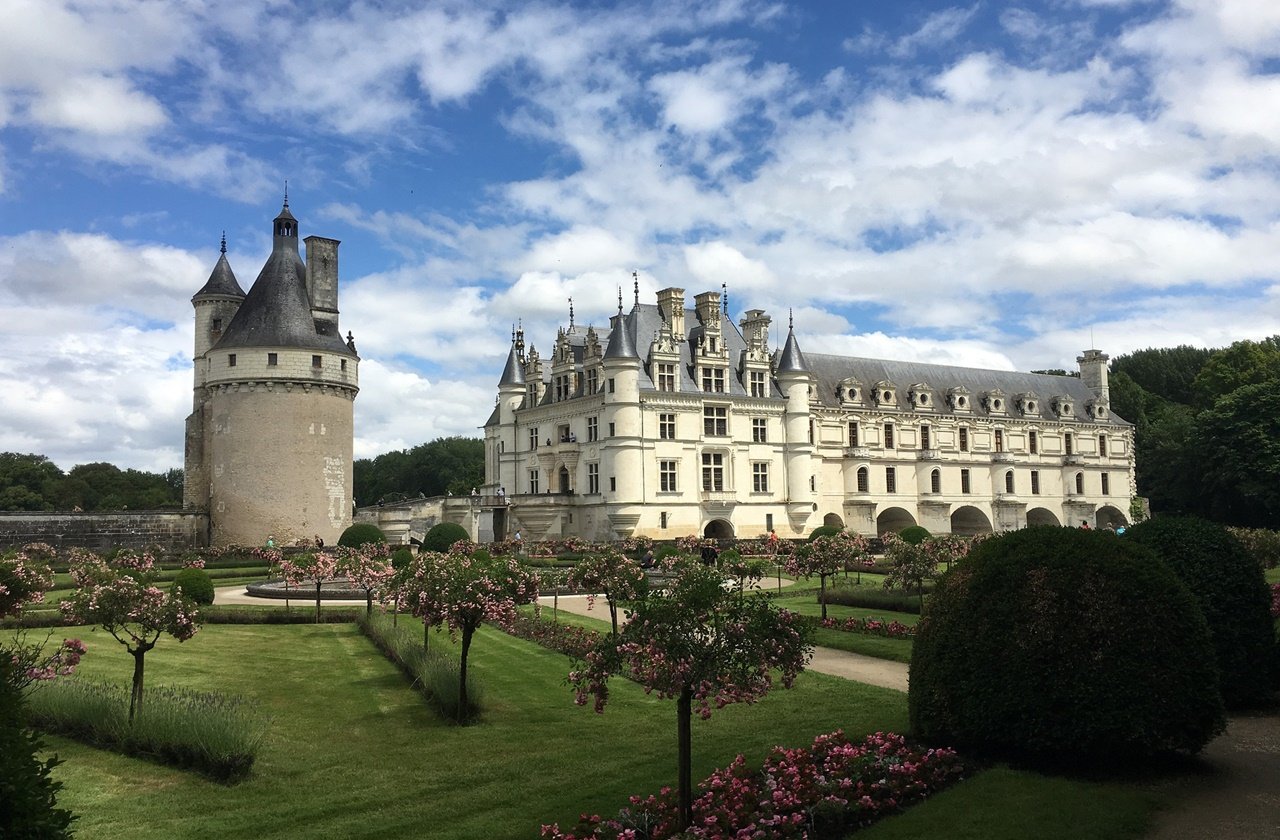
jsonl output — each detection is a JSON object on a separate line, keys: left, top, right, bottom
{"left": 352, "top": 436, "right": 484, "bottom": 506}
{"left": 0, "top": 454, "right": 182, "bottom": 511}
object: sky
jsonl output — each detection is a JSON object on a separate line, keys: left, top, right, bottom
{"left": 2, "top": 0, "right": 1279, "bottom": 474}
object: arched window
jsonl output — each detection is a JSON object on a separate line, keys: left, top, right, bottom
{"left": 1005, "top": 470, "right": 1014, "bottom": 493}
{"left": 1075, "top": 472, "right": 1084, "bottom": 494}
{"left": 856, "top": 467, "right": 869, "bottom": 493}
{"left": 930, "top": 469, "right": 941, "bottom": 494}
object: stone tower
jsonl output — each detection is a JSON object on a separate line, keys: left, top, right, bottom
{"left": 184, "top": 200, "right": 360, "bottom": 546}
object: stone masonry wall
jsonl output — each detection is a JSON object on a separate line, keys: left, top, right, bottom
{"left": 0, "top": 511, "right": 208, "bottom": 555}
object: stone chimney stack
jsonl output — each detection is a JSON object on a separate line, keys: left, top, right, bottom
{"left": 305, "top": 235, "right": 340, "bottom": 337}
{"left": 656, "top": 287, "right": 686, "bottom": 340}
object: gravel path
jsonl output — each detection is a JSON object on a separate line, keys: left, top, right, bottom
{"left": 1146, "top": 712, "right": 1280, "bottom": 839}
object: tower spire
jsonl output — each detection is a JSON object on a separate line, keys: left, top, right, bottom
{"left": 633, "top": 271, "right": 639, "bottom": 306}
{"left": 220, "top": 231, "right": 227, "bottom": 255}
{"left": 568, "top": 297, "right": 575, "bottom": 328}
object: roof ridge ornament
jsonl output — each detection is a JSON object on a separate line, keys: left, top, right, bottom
{"left": 220, "top": 231, "right": 227, "bottom": 255}
{"left": 633, "top": 271, "right": 639, "bottom": 307}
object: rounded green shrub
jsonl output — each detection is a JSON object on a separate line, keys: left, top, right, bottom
{"left": 898, "top": 525, "right": 931, "bottom": 545}
{"left": 391, "top": 547, "right": 414, "bottom": 570}
{"left": 910, "top": 527, "right": 1224, "bottom": 767}
{"left": 1127, "top": 516, "right": 1276, "bottom": 708}
{"left": 170, "top": 567, "right": 215, "bottom": 605}
{"left": 338, "top": 523, "right": 387, "bottom": 548}
{"left": 808, "top": 525, "right": 842, "bottom": 541}
{"left": 421, "top": 522, "right": 469, "bottom": 553}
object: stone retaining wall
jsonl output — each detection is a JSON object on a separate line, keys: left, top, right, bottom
{"left": 0, "top": 511, "right": 208, "bottom": 554}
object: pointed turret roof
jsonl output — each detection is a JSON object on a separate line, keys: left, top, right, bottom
{"left": 214, "top": 202, "right": 350, "bottom": 354}
{"left": 192, "top": 234, "right": 245, "bottom": 300}
{"left": 603, "top": 308, "right": 638, "bottom": 360}
{"left": 499, "top": 343, "right": 526, "bottom": 387}
{"left": 776, "top": 318, "right": 809, "bottom": 375}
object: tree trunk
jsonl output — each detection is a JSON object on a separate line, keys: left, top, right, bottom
{"left": 677, "top": 686, "right": 693, "bottom": 830}
{"left": 366, "top": 591, "right": 373, "bottom": 618}
{"left": 424, "top": 618, "right": 430, "bottom": 652}
{"left": 459, "top": 623, "right": 474, "bottom": 725}
{"left": 820, "top": 574, "right": 828, "bottom": 620}
{"left": 608, "top": 598, "right": 618, "bottom": 636}
{"left": 314, "top": 581, "right": 322, "bottom": 623}
{"left": 128, "top": 647, "right": 149, "bottom": 723}
{"left": 393, "top": 592, "right": 399, "bottom": 627}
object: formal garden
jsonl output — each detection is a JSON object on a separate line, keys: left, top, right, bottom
{"left": 3, "top": 518, "right": 1278, "bottom": 839}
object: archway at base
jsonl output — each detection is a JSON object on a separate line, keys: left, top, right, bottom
{"left": 823, "top": 512, "right": 844, "bottom": 529}
{"left": 703, "top": 519, "right": 734, "bottom": 539}
{"left": 1095, "top": 505, "right": 1128, "bottom": 529}
{"left": 950, "top": 506, "right": 993, "bottom": 535}
{"left": 1026, "top": 507, "right": 1061, "bottom": 528}
{"left": 876, "top": 507, "right": 917, "bottom": 535}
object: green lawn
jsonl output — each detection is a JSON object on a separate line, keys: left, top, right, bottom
{"left": 772, "top": 594, "right": 917, "bottom": 663}
{"left": 1265, "top": 566, "right": 1279, "bottom": 584}
{"left": 40, "top": 621, "right": 910, "bottom": 839}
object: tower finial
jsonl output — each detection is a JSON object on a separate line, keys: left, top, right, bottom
{"left": 617, "top": 286, "right": 623, "bottom": 313}
{"left": 220, "top": 231, "right": 227, "bottom": 255}
{"left": 633, "top": 271, "right": 639, "bottom": 306}
{"left": 722, "top": 282, "right": 728, "bottom": 314}
{"left": 568, "top": 297, "right": 575, "bottom": 328}
{"left": 283, "top": 180, "right": 289, "bottom": 207}
{"left": 789, "top": 308, "right": 794, "bottom": 331}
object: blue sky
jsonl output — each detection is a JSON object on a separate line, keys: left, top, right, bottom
{"left": 2, "top": 0, "right": 1278, "bottom": 472}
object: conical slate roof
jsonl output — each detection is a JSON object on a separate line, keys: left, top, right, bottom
{"left": 192, "top": 239, "right": 245, "bottom": 301}
{"left": 499, "top": 344, "right": 526, "bottom": 386}
{"left": 603, "top": 310, "right": 638, "bottom": 360}
{"left": 776, "top": 326, "right": 809, "bottom": 374}
{"left": 213, "top": 204, "right": 350, "bottom": 354}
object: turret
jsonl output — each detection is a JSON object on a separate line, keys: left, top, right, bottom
{"left": 775, "top": 315, "right": 814, "bottom": 511}
{"left": 602, "top": 308, "right": 642, "bottom": 502}
{"left": 190, "top": 233, "right": 245, "bottom": 383}
{"left": 1077, "top": 349, "right": 1110, "bottom": 405}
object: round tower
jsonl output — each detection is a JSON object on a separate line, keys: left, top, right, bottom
{"left": 776, "top": 316, "right": 815, "bottom": 529}
{"left": 195, "top": 200, "right": 360, "bottom": 546}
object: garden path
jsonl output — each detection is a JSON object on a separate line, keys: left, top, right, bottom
{"left": 1146, "top": 711, "right": 1280, "bottom": 839}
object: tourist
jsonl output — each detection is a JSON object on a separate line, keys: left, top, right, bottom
{"left": 266, "top": 535, "right": 275, "bottom": 549}
{"left": 1080, "top": 520, "right": 1091, "bottom": 530}
{"left": 767, "top": 528, "right": 779, "bottom": 549}
{"left": 641, "top": 548, "right": 655, "bottom": 568}
{"left": 315, "top": 534, "right": 325, "bottom": 548}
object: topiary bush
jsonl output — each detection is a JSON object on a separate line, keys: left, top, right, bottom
{"left": 898, "top": 525, "right": 931, "bottom": 545}
{"left": 1127, "top": 516, "right": 1277, "bottom": 708}
{"left": 421, "top": 522, "right": 469, "bottom": 553}
{"left": 910, "top": 527, "right": 1224, "bottom": 767}
{"left": 170, "top": 568, "right": 214, "bottom": 606}
{"left": 391, "top": 547, "right": 414, "bottom": 570}
{"left": 808, "top": 525, "right": 842, "bottom": 541}
{"left": 338, "top": 523, "right": 387, "bottom": 548}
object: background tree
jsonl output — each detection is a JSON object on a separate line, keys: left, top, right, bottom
{"left": 0, "top": 453, "right": 63, "bottom": 511}
{"left": 353, "top": 436, "right": 485, "bottom": 505}
{"left": 569, "top": 558, "right": 812, "bottom": 830}
{"left": 281, "top": 552, "right": 340, "bottom": 623}
{"left": 1192, "top": 336, "right": 1280, "bottom": 407}
{"left": 1110, "top": 345, "right": 1213, "bottom": 405}
{"left": 339, "top": 544, "right": 394, "bottom": 617}
{"left": 787, "top": 531, "right": 868, "bottom": 619}
{"left": 881, "top": 532, "right": 938, "bottom": 610}
{"left": 566, "top": 546, "right": 647, "bottom": 634}
{"left": 59, "top": 551, "right": 198, "bottom": 722}
{"left": 1197, "top": 377, "right": 1280, "bottom": 526}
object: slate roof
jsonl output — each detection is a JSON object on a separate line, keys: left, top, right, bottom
{"left": 776, "top": 327, "right": 809, "bottom": 374}
{"left": 192, "top": 239, "right": 245, "bottom": 300}
{"left": 212, "top": 205, "right": 352, "bottom": 354}
{"left": 499, "top": 344, "right": 526, "bottom": 386}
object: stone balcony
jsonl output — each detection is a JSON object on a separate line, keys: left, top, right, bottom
{"left": 1063, "top": 454, "right": 1084, "bottom": 465}
{"left": 917, "top": 448, "right": 940, "bottom": 460}
{"left": 844, "top": 446, "right": 871, "bottom": 459}
{"left": 991, "top": 451, "right": 1013, "bottom": 463}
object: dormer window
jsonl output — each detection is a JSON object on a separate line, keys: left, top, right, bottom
{"left": 873, "top": 381, "right": 897, "bottom": 406}
{"left": 948, "top": 387, "right": 971, "bottom": 412}
{"left": 1086, "top": 399, "right": 1109, "bottom": 420}
{"left": 984, "top": 389, "right": 1007, "bottom": 414}
{"left": 838, "top": 377, "right": 862, "bottom": 405}
{"left": 1052, "top": 396, "right": 1074, "bottom": 418}
{"left": 1016, "top": 392, "right": 1039, "bottom": 416}
{"left": 908, "top": 383, "right": 933, "bottom": 409}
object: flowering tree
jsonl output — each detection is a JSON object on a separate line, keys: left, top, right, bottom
{"left": 60, "top": 551, "right": 198, "bottom": 722}
{"left": 433, "top": 551, "right": 539, "bottom": 723}
{"left": 717, "top": 549, "right": 770, "bottom": 594}
{"left": 569, "top": 558, "right": 812, "bottom": 830}
{"left": 339, "top": 543, "right": 393, "bottom": 617}
{"left": 566, "top": 547, "right": 647, "bottom": 634}
{"left": 2, "top": 545, "right": 86, "bottom": 688}
{"left": 786, "top": 531, "right": 869, "bottom": 619}
{"left": 399, "top": 551, "right": 450, "bottom": 649}
{"left": 881, "top": 532, "right": 938, "bottom": 610}
{"left": 281, "top": 552, "right": 339, "bottom": 623}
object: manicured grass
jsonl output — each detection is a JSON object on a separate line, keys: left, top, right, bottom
{"left": 1265, "top": 566, "right": 1279, "bottom": 584}
{"left": 41, "top": 621, "right": 910, "bottom": 839}
{"left": 773, "top": 594, "right": 917, "bottom": 663}
{"left": 859, "top": 765, "right": 1167, "bottom": 840}
{"left": 772, "top": 595, "right": 920, "bottom": 626}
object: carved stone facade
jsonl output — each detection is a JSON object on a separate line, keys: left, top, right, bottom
{"left": 184, "top": 203, "right": 359, "bottom": 546}
{"left": 485, "top": 287, "right": 1135, "bottom": 541}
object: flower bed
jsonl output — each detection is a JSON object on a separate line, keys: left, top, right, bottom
{"left": 541, "top": 729, "right": 964, "bottom": 839}
{"left": 817, "top": 616, "right": 916, "bottom": 639}
{"left": 506, "top": 613, "right": 602, "bottom": 659}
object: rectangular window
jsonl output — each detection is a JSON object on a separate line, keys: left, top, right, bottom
{"left": 884, "top": 422, "right": 894, "bottom": 449}
{"left": 1065, "top": 432, "right": 1074, "bottom": 456}
{"left": 1098, "top": 434, "right": 1107, "bottom": 456}
{"left": 312, "top": 355, "right": 322, "bottom": 368}
{"left": 701, "top": 367, "right": 725, "bottom": 393}
{"left": 529, "top": 428, "right": 539, "bottom": 450}
{"left": 961, "top": 469, "right": 971, "bottom": 494}
{"left": 228, "top": 353, "right": 237, "bottom": 367}
{"left": 765, "top": 513, "right": 774, "bottom": 533}
{"left": 608, "top": 378, "right": 615, "bottom": 394}
{"left": 703, "top": 405, "right": 728, "bottom": 436}
{"left": 267, "top": 352, "right": 278, "bottom": 366}
{"left": 610, "top": 476, "right": 616, "bottom": 492}
{"left": 659, "top": 413, "right": 676, "bottom": 440}
{"left": 660, "top": 511, "right": 669, "bottom": 529}
{"left": 587, "top": 416, "right": 598, "bottom": 442}
{"left": 749, "top": 370, "right": 766, "bottom": 397}
{"left": 959, "top": 427, "right": 969, "bottom": 452}
{"left": 752, "top": 417, "right": 767, "bottom": 442}
{"left": 848, "top": 422, "right": 859, "bottom": 447}
{"left": 995, "top": 429, "right": 1005, "bottom": 452}
{"left": 529, "top": 470, "right": 540, "bottom": 494}
{"left": 587, "top": 463, "right": 599, "bottom": 495}
{"left": 608, "top": 423, "right": 615, "bottom": 437}
{"left": 701, "top": 453, "right": 725, "bottom": 491}
{"left": 1102, "top": 473, "right": 1110, "bottom": 495}
{"left": 657, "top": 363, "right": 676, "bottom": 392}
{"left": 586, "top": 369, "right": 598, "bottom": 395}
{"left": 1029, "top": 430, "right": 1038, "bottom": 454}
{"left": 340, "top": 359, "right": 347, "bottom": 371}
{"left": 1031, "top": 470, "right": 1041, "bottom": 495}
{"left": 920, "top": 424, "right": 931, "bottom": 450}
{"left": 212, "top": 318, "right": 222, "bottom": 332}
{"left": 659, "top": 460, "right": 677, "bottom": 492}
{"left": 886, "top": 466, "right": 897, "bottom": 493}
{"left": 1005, "top": 471, "right": 1015, "bottom": 493}
{"left": 752, "top": 462, "right": 769, "bottom": 493}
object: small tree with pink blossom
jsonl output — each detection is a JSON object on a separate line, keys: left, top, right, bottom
{"left": 881, "top": 532, "right": 938, "bottom": 610}
{"left": 339, "top": 543, "right": 394, "bottom": 617}
{"left": 569, "top": 557, "right": 812, "bottom": 831}
{"left": 60, "top": 551, "right": 198, "bottom": 722}
{"left": 281, "top": 552, "right": 340, "bottom": 623}
{"left": 566, "top": 546, "right": 648, "bottom": 635}
{"left": 2, "top": 544, "right": 87, "bottom": 688}
{"left": 398, "top": 551, "right": 450, "bottom": 649}
{"left": 786, "top": 530, "right": 869, "bottom": 619}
